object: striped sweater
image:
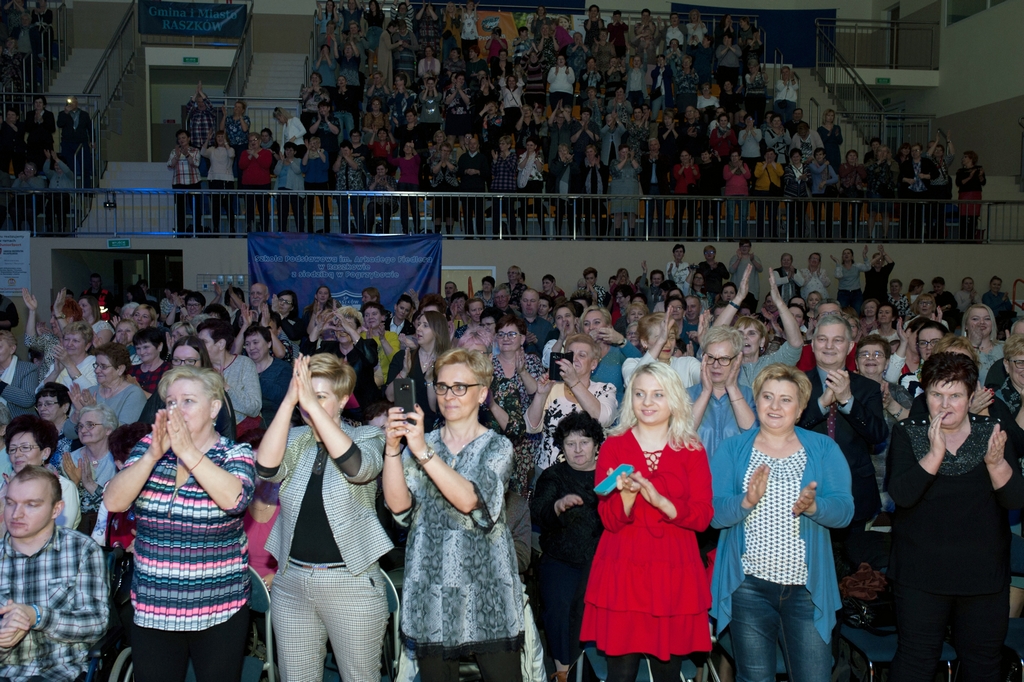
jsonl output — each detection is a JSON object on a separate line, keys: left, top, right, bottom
{"left": 126, "top": 434, "right": 256, "bottom": 631}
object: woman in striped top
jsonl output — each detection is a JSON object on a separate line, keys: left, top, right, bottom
{"left": 103, "top": 366, "right": 256, "bottom": 682}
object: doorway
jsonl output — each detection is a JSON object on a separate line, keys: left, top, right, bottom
{"left": 51, "top": 248, "right": 183, "bottom": 306}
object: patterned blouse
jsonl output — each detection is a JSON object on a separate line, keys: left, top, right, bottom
{"left": 335, "top": 156, "right": 367, "bottom": 191}
{"left": 126, "top": 435, "right": 256, "bottom": 631}
{"left": 490, "top": 354, "right": 544, "bottom": 497}
{"left": 530, "top": 381, "right": 618, "bottom": 471}
{"left": 393, "top": 429, "right": 525, "bottom": 658}
{"left": 224, "top": 115, "right": 251, "bottom": 147}
{"left": 491, "top": 152, "right": 518, "bottom": 192}
{"left": 742, "top": 447, "right": 808, "bottom": 585}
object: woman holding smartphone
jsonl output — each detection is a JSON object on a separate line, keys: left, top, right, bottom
{"left": 581, "top": 362, "right": 713, "bottom": 681}
{"left": 383, "top": 348, "right": 524, "bottom": 682}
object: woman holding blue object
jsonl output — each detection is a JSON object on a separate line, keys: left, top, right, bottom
{"left": 581, "top": 362, "right": 713, "bottom": 682}
{"left": 710, "top": 363, "right": 853, "bottom": 682}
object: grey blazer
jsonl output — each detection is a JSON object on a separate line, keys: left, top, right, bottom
{"left": 262, "top": 423, "right": 392, "bottom": 576}
{"left": 0, "top": 359, "right": 39, "bottom": 417}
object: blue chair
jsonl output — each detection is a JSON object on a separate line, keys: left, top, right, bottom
{"left": 840, "top": 625, "right": 956, "bottom": 682}
{"left": 1004, "top": 618, "right": 1024, "bottom": 682}
{"left": 574, "top": 646, "right": 702, "bottom": 682}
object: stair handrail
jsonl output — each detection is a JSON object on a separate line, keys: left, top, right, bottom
{"left": 84, "top": 0, "right": 137, "bottom": 182}
{"left": 815, "top": 25, "right": 885, "bottom": 114}
{"left": 1019, "top": 116, "right": 1024, "bottom": 193}
{"left": 224, "top": 9, "right": 255, "bottom": 98}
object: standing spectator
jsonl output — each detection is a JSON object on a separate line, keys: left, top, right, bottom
{"left": 793, "top": 252, "right": 830, "bottom": 301}
{"left": 198, "top": 319, "right": 263, "bottom": 435}
{"left": 955, "top": 277, "right": 981, "bottom": 317}
{"left": 728, "top": 240, "right": 763, "bottom": 302}
{"left": 817, "top": 109, "right": 843, "bottom": 169}
{"left": 103, "top": 367, "right": 256, "bottom": 682}
{"left": 203, "top": 131, "right": 237, "bottom": 233}
{"left": 221, "top": 100, "right": 251, "bottom": 180}
{"left": 955, "top": 150, "right": 986, "bottom": 241}
{"left": 898, "top": 142, "right": 937, "bottom": 240}
{"left": 722, "top": 151, "right": 751, "bottom": 238}
{"left": 23, "top": 96, "right": 55, "bottom": 170}
{"left": 714, "top": 31, "right": 742, "bottom": 89}
{"left": 166, "top": 130, "right": 200, "bottom": 236}
{"left": 773, "top": 66, "right": 799, "bottom": 122}
{"left": 695, "top": 245, "right": 730, "bottom": 298}
{"left": 238, "top": 132, "right": 273, "bottom": 232}
{"left": 862, "top": 245, "right": 895, "bottom": 305}
{"left": 888, "top": 353, "right": 1024, "bottom": 680}
{"left": 275, "top": 142, "right": 305, "bottom": 232}
{"left": 831, "top": 246, "right": 870, "bottom": 313}
{"left": 456, "top": 135, "right": 489, "bottom": 237}
{"left": 0, "top": 107, "right": 25, "bottom": 177}
{"left": 710, "top": 364, "right": 853, "bottom": 681}
{"left": 302, "top": 134, "right": 331, "bottom": 232}
{"left": 688, "top": 326, "right": 756, "bottom": 459}
{"left": 128, "top": 327, "right": 168, "bottom": 395}
{"left": 56, "top": 96, "right": 93, "bottom": 187}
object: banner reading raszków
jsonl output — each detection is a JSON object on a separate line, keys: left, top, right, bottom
{"left": 139, "top": 0, "right": 247, "bottom": 38}
{"left": 247, "top": 233, "right": 442, "bottom": 311}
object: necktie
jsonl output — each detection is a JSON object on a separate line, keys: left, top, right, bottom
{"left": 827, "top": 402, "right": 838, "bottom": 440}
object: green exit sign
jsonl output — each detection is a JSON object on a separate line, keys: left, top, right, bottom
{"left": 875, "top": 77, "right": 891, "bottom": 84}
{"left": 107, "top": 238, "right": 131, "bottom": 249}
{"left": 183, "top": 56, "right": 199, "bottom": 64}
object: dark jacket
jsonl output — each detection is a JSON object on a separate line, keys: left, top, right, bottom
{"left": 898, "top": 157, "right": 938, "bottom": 196}
{"left": 639, "top": 154, "right": 673, "bottom": 195}
{"left": 456, "top": 150, "right": 491, "bottom": 191}
{"left": 57, "top": 108, "right": 92, "bottom": 148}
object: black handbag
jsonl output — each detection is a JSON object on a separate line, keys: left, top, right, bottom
{"left": 841, "top": 591, "right": 896, "bottom": 630}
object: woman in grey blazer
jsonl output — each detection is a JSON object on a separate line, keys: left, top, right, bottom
{"left": 258, "top": 353, "right": 391, "bottom": 682}
{"left": 0, "top": 330, "right": 39, "bottom": 417}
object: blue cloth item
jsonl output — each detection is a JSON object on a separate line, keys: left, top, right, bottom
{"left": 710, "top": 427, "right": 854, "bottom": 643}
{"left": 687, "top": 383, "right": 757, "bottom": 460}
{"left": 592, "top": 343, "right": 642, "bottom": 405}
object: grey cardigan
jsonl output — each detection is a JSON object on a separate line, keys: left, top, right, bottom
{"left": 262, "top": 423, "right": 392, "bottom": 576}
{"left": 0, "top": 358, "right": 39, "bottom": 417}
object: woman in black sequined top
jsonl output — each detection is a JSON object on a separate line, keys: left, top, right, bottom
{"left": 888, "top": 352, "right": 1024, "bottom": 682}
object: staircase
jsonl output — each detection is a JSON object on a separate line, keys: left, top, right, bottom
{"left": 86, "top": 162, "right": 174, "bottom": 233}
{"left": 50, "top": 48, "right": 104, "bottom": 94}
{"left": 243, "top": 52, "right": 307, "bottom": 99}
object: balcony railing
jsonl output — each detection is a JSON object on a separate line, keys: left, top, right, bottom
{"left": 816, "top": 19, "right": 939, "bottom": 71}
{"left": 224, "top": 9, "right": 255, "bottom": 98}
{"left": 4, "top": 188, "right": 1020, "bottom": 244}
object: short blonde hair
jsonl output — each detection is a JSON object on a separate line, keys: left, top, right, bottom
{"left": 434, "top": 348, "right": 494, "bottom": 386}
{"left": 702, "top": 325, "right": 743, "bottom": 356}
{"left": 582, "top": 305, "right": 612, "bottom": 327}
{"left": 610, "top": 362, "right": 700, "bottom": 450}
{"left": 751, "top": 363, "right": 812, "bottom": 412}
{"left": 308, "top": 353, "right": 357, "bottom": 399}
{"left": 135, "top": 303, "right": 158, "bottom": 323}
{"left": 932, "top": 335, "right": 979, "bottom": 364}
{"left": 563, "top": 332, "right": 601, "bottom": 360}
{"left": 637, "top": 313, "right": 668, "bottom": 343}
{"left": 63, "top": 320, "right": 94, "bottom": 345}
{"left": 158, "top": 366, "right": 226, "bottom": 405}
{"left": 337, "top": 305, "right": 364, "bottom": 327}
{"left": 1004, "top": 333, "right": 1024, "bottom": 362}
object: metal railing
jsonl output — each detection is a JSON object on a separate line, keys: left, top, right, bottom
{"left": 85, "top": 0, "right": 137, "bottom": 180}
{"left": 816, "top": 19, "right": 938, "bottom": 71}
{"left": 224, "top": 10, "right": 255, "bottom": 98}
{"left": 1019, "top": 116, "right": 1024, "bottom": 193}
{"left": 0, "top": 2, "right": 74, "bottom": 95}
{"left": 4, "top": 188, "right": 1021, "bottom": 244}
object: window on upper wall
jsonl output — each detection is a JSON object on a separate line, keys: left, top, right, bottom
{"left": 947, "top": 0, "right": 1007, "bottom": 24}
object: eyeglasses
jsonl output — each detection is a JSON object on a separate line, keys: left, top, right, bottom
{"left": 857, "top": 351, "right": 885, "bottom": 359}
{"left": 496, "top": 331, "right": 519, "bottom": 339}
{"left": 704, "top": 250, "right": 715, "bottom": 255}
{"left": 1010, "top": 359, "right": 1024, "bottom": 369}
{"left": 917, "top": 339, "right": 941, "bottom": 348}
{"left": 433, "top": 383, "right": 483, "bottom": 396}
{"left": 36, "top": 400, "right": 58, "bottom": 408}
{"left": 172, "top": 357, "right": 199, "bottom": 366}
{"left": 77, "top": 422, "right": 100, "bottom": 432}
{"left": 705, "top": 354, "right": 737, "bottom": 367}
{"left": 94, "top": 363, "right": 113, "bottom": 371}
{"left": 8, "top": 444, "right": 39, "bottom": 454}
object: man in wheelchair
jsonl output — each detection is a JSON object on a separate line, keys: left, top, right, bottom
{"left": 0, "top": 466, "right": 109, "bottom": 682}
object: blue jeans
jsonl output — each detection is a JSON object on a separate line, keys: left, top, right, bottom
{"left": 337, "top": 111, "right": 355, "bottom": 141}
{"left": 728, "top": 575, "right": 831, "bottom": 682}
{"left": 725, "top": 198, "right": 749, "bottom": 238}
{"left": 837, "top": 288, "right": 863, "bottom": 314}
{"left": 773, "top": 100, "right": 796, "bottom": 123}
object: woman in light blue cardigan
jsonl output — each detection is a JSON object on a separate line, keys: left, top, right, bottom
{"left": 709, "top": 363, "right": 854, "bottom": 682}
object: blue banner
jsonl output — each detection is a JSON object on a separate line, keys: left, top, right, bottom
{"left": 247, "top": 233, "right": 443, "bottom": 311}
{"left": 139, "top": 0, "right": 247, "bottom": 38}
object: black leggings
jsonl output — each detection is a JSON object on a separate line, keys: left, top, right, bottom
{"left": 131, "top": 605, "right": 249, "bottom": 682}
{"left": 417, "top": 649, "right": 522, "bottom": 682}
{"left": 606, "top": 653, "right": 685, "bottom": 682}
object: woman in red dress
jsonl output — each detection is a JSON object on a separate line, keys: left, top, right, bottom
{"left": 581, "top": 361, "right": 714, "bottom": 681}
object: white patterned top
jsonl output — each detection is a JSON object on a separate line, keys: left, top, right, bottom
{"left": 741, "top": 447, "right": 808, "bottom": 586}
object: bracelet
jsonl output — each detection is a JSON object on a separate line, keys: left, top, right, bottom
{"left": 385, "top": 450, "right": 402, "bottom": 458}
{"left": 728, "top": 301, "right": 741, "bottom": 310}
{"left": 31, "top": 604, "right": 40, "bottom": 628}
{"left": 190, "top": 456, "right": 208, "bottom": 473}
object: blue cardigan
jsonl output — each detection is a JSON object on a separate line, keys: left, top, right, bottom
{"left": 709, "top": 427, "right": 854, "bottom": 643}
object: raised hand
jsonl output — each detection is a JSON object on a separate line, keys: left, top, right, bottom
{"left": 969, "top": 382, "right": 994, "bottom": 415}
{"left": 984, "top": 424, "right": 1007, "bottom": 468}
{"left": 20, "top": 289, "right": 36, "bottom": 311}
{"left": 554, "top": 493, "right": 584, "bottom": 515}
{"left": 928, "top": 411, "right": 948, "bottom": 457}
{"left": 742, "top": 464, "right": 769, "bottom": 509}
{"left": 61, "top": 453, "right": 83, "bottom": 486}
{"left": 791, "top": 481, "right": 817, "bottom": 516}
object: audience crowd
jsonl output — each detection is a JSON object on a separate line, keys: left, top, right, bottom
{"left": 1, "top": 244, "right": 1022, "bottom": 682}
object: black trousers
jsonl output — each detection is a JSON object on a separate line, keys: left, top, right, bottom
{"left": 606, "top": 653, "right": 684, "bottom": 682}
{"left": 241, "top": 183, "right": 271, "bottom": 232}
{"left": 304, "top": 181, "right": 331, "bottom": 231}
{"left": 277, "top": 191, "right": 304, "bottom": 232}
{"left": 417, "top": 649, "right": 522, "bottom": 682}
{"left": 208, "top": 179, "right": 235, "bottom": 233}
{"left": 131, "top": 605, "right": 249, "bottom": 682}
{"left": 462, "top": 194, "right": 486, "bottom": 235}
{"left": 172, "top": 182, "right": 201, "bottom": 235}
{"left": 890, "top": 582, "right": 1007, "bottom": 682}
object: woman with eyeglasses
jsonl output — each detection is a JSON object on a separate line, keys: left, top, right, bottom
{"left": 0, "top": 414, "right": 81, "bottom": 534}
{"left": 385, "top": 310, "right": 452, "bottom": 432}
{"left": 383, "top": 348, "right": 525, "bottom": 682}
{"left": 62, "top": 403, "right": 118, "bottom": 534}
{"left": 35, "top": 382, "right": 75, "bottom": 465}
{"left": 138, "top": 337, "right": 238, "bottom": 440}
{"left": 258, "top": 354, "right": 391, "bottom": 681}
{"left": 72, "top": 343, "right": 146, "bottom": 428}
{"left": 490, "top": 314, "right": 542, "bottom": 497}
{"left": 688, "top": 326, "right": 757, "bottom": 461}
{"left": 885, "top": 318, "right": 948, "bottom": 398}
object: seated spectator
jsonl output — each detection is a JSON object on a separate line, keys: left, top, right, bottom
{"left": 39, "top": 321, "right": 96, "bottom": 392}
{"left": 0, "top": 330, "right": 37, "bottom": 416}
{"left": 689, "top": 325, "right": 757, "bottom": 459}
{"left": 1, "top": 415, "right": 80, "bottom": 532}
{"left": 128, "top": 327, "right": 169, "bottom": 395}
{"left": 76, "top": 342, "right": 146, "bottom": 427}
{"left": 0, "top": 466, "right": 108, "bottom": 681}
{"left": 62, "top": 403, "right": 117, "bottom": 534}
{"left": 243, "top": 325, "right": 290, "bottom": 426}
{"left": 622, "top": 313, "right": 700, "bottom": 387}
{"left": 198, "top": 319, "right": 263, "bottom": 435}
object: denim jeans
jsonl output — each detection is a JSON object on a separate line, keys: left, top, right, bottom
{"left": 837, "top": 288, "right": 864, "bottom": 315}
{"left": 337, "top": 111, "right": 355, "bottom": 141}
{"left": 725, "top": 198, "right": 749, "bottom": 239}
{"left": 728, "top": 575, "right": 831, "bottom": 682}
{"left": 773, "top": 100, "right": 797, "bottom": 123}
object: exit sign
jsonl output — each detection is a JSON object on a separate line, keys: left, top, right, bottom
{"left": 107, "top": 238, "right": 131, "bottom": 249}
{"left": 875, "top": 77, "right": 891, "bottom": 84}
{"left": 183, "top": 56, "right": 199, "bottom": 64}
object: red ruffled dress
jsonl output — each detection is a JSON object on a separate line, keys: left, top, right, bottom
{"left": 581, "top": 430, "right": 714, "bottom": 659}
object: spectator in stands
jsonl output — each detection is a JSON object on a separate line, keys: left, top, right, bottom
{"left": 77, "top": 342, "right": 145, "bottom": 426}
{"left": 383, "top": 348, "right": 524, "bottom": 682}
{"left": 166, "top": 129, "right": 200, "bottom": 235}
{"left": 3, "top": 414, "right": 80, "bottom": 532}
{"left": 62, "top": 402, "right": 117, "bottom": 533}
{"left": 898, "top": 142, "right": 937, "bottom": 239}
{"left": 128, "top": 327, "right": 168, "bottom": 394}
{"left": 242, "top": 325, "right": 289, "bottom": 426}
{"left": 689, "top": 325, "right": 756, "bottom": 459}
{"left": 889, "top": 352, "right": 1023, "bottom": 680}
{"left": 56, "top": 95, "right": 93, "bottom": 187}
{"left": 104, "top": 366, "right": 255, "bottom": 682}
{"left": 0, "top": 330, "right": 36, "bottom": 416}
{"left": 711, "top": 363, "right": 853, "bottom": 682}
{"left": 0, "top": 465, "right": 108, "bottom": 681}
{"left": 238, "top": 132, "right": 272, "bottom": 232}
{"left": 622, "top": 312, "right": 700, "bottom": 388}
{"left": 772, "top": 66, "right": 799, "bottom": 122}
{"left": 22, "top": 96, "right": 54, "bottom": 171}
{"left": 793, "top": 252, "right": 830, "bottom": 301}
{"left": 41, "top": 320, "right": 96, "bottom": 392}
{"left": 198, "top": 319, "right": 262, "bottom": 435}
{"left": 962, "top": 303, "right": 1003, "bottom": 384}
{"left": 258, "top": 354, "right": 391, "bottom": 681}
{"left": 956, "top": 150, "right": 986, "bottom": 241}
{"left": 76, "top": 295, "right": 111, "bottom": 345}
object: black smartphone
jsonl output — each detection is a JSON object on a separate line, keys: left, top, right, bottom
{"left": 394, "top": 377, "right": 417, "bottom": 421}
{"left": 549, "top": 351, "right": 573, "bottom": 382}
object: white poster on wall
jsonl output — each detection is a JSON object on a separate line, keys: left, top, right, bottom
{"left": 0, "top": 232, "right": 30, "bottom": 296}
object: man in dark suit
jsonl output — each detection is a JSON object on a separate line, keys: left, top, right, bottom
{"left": 798, "top": 313, "right": 888, "bottom": 532}
{"left": 56, "top": 97, "right": 93, "bottom": 188}
{"left": 639, "top": 137, "right": 674, "bottom": 237}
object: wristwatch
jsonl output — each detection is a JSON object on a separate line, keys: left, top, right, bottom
{"left": 414, "top": 444, "right": 436, "bottom": 465}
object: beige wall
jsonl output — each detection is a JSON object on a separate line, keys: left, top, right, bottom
{"left": 253, "top": 14, "right": 313, "bottom": 53}
{"left": 72, "top": 2, "right": 127, "bottom": 50}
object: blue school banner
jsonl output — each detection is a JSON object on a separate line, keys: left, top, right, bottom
{"left": 248, "top": 233, "right": 443, "bottom": 310}
{"left": 139, "top": 0, "right": 248, "bottom": 38}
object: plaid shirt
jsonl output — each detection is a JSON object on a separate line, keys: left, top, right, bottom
{"left": 185, "top": 96, "right": 218, "bottom": 148}
{"left": 128, "top": 361, "right": 169, "bottom": 395}
{"left": 167, "top": 146, "right": 201, "bottom": 185}
{"left": 0, "top": 527, "right": 109, "bottom": 682}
